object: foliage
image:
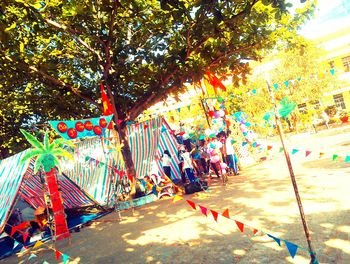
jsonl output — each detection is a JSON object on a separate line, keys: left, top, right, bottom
{"left": 20, "top": 129, "right": 74, "bottom": 173}
{"left": 0, "top": 0, "right": 315, "bottom": 159}
{"left": 225, "top": 41, "right": 339, "bottom": 133}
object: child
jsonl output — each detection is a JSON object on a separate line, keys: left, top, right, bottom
{"left": 181, "top": 147, "right": 197, "bottom": 183}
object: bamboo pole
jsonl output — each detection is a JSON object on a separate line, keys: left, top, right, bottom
{"left": 266, "top": 80, "right": 316, "bottom": 263}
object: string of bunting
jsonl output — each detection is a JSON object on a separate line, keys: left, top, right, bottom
{"left": 5, "top": 223, "right": 72, "bottom": 264}
{"left": 174, "top": 199, "right": 320, "bottom": 263}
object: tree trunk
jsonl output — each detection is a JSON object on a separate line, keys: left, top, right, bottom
{"left": 115, "top": 124, "right": 137, "bottom": 196}
{"left": 45, "top": 168, "right": 70, "bottom": 241}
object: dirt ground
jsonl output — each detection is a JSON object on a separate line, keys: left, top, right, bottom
{"left": 3, "top": 126, "right": 350, "bottom": 264}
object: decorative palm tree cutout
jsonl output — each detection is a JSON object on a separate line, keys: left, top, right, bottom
{"left": 20, "top": 129, "right": 74, "bottom": 241}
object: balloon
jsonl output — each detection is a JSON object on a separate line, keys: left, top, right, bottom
{"left": 214, "top": 111, "right": 220, "bottom": 118}
{"left": 219, "top": 110, "right": 225, "bottom": 117}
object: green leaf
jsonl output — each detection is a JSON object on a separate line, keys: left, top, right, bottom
{"left": 20, "top": 129, "right": 44, "bottom": 150}
{"left": 44, "top": 131, "right": 49, "bottom": 150}
{"left": 5, "top": 22, "right": 16, "bottom": 32}
{"left": 20, "top": 149, "right": 44, "bottom": 164}
{"left": 33, "top": 154, "right": 46, "bottom": 173}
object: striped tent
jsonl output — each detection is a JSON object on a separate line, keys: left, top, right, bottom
{"left": 64, "top": 117, "right": 181, "bottom": 205}
{"left": 0, "top": 151, "right": 97, "bottom": 234}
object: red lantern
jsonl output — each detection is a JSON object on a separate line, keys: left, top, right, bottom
{"left": 75, "top": 121, "right": 85, "bottom": 132}
{"left": 67, "top": 128, "right": 77, "bottom": 139}
{"left": 57, "top": 122, "right": 68, "bottom": 133}
{"left": 93, "top": 126, "right": 102, "bottom": 135}
{"left": 84, "top": 120, "right": 93, "bottom": 131}
{"left": 99, "top": 118, "right": 107, "bottom": 128}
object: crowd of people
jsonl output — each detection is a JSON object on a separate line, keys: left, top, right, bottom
{"left": 160, "top": 130, "right": 241, "bottom": 187}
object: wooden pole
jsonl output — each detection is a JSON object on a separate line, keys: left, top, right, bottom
{"left": 266, "top": 80, "right": 316, "bottom": 263}
{"left": 200, "top": 98, "right": 211, "bottom": 128}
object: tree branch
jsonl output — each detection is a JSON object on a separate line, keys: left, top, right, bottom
{"left": 44, "top": 18, "right": 103, "bottom": 62}
{"left": 4, "top": 55, "right": 100, "bottom": 108}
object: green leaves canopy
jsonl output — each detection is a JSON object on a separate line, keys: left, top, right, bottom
{"left": 0, "top": 0, "right": 315, "bottom": 158}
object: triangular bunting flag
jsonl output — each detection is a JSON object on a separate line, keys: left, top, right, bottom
{"left": 305, "top": 150, "right": 312, "bottom": 157}
{"left": 279, "top": 147, "right": 284, "bottom": 153}
{"left": 319, "top": 152, "right": 325, "bottom": 158}
{"left": 284, "top": 80, "right": 289, "bottom": 88}
{"left": 22, "top": 232, "right": 29, "bottom": 243}
{"left": 28, "top": 253, "right": 37, "bottom": 260}
{"left": 172, "top": 195, "right": 183, "bottom": 202}
{"left": 332, "top": 154, "right": 339, "bottom": 161}
{"left": 187, "top": 105, "right": 191, "bottom": 111}
{"left": 242, "top": 132, "right": 248, "bottom": 136}
{"left": 177, "top": 108, "right": 181, "bottom": 113}
{"left": 284, "top": 240, "right": 298, "bottom": 258}
{"left": 116, "top": 119, "right": 123, "bottom": 125}
{"left": 292, "top": 149, "right": 299, "bottom": 155}
{"left": 13, "top": 240, "right": 20, "bottom": 249}
{"left": 55, "top": 250, "right": 62, "bottom": 260}
{"left": 199, "top": 205, "right": 208, "bottom": 216}
{"left": 222, "top": 208, "right": 230, "bottom": 219}
{"left": 330, "top": 68, "right": 335, "bottom": 75}
{"left": 33, "top": 240, "right": 44, "bottom": 249}
{"left": 273, "top": 83, "right": 279, "bottom": 90}
{"left": 161, "top": 127, "right": 167, "bottom": 133}
{"left": 252, "top": 229, "right": 259, "bottom": 235}
{"left": 267, "top": 234, "right": 281, "bottom": 246}
{"left": 144, "top": 124, "right": 149, "bottom": 129}
{"left": 267, "top": 145, "right": 273, "bottom": 150}
{"left": 235, "top": 220, "right": 244, "bottom": 232}
{"left": 210, "top": 210, "right": 218, "bottom": 222}
{"left": 186, "top": 200, "right": 196, "bottom": 210}
{"left": 345, "top": 156, "right": 350, "bottom": 162}
{"left": 62, "top": 253, "right": 69, "bottom": 264}
{"left": 242, "top": 142, "right": 248, "bottom": 147}
{"left": 10, "top": 226, "right": 17, "bottom": 236}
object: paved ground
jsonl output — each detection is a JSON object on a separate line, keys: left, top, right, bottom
{"left": 3, "top": 126, "right": 350, "bottom": 264}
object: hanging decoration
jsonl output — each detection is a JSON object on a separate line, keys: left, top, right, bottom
{"left": 49, "top": 115, "right": 114, "bottom": 140}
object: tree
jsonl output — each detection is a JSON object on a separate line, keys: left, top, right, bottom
{"left": 0, "top": 0, "right": 315, "bottom": 179}
{"left": 225, "top": 41, "right": 341, "bottom": 133}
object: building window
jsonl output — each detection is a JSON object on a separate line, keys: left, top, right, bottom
{"left": 312, "top": 100, "right": 321, "bottom": 110}
{"left": 298, "top": 103, "right": 307, "bottom": 114}
{"left": 333, "top": 93, "right": 346, "bottom": 110}
{"left": 342, "top": 56, "right": 350, "bottom": 72}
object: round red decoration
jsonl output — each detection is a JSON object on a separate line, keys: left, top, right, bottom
{"left": 67, "top": 128, "right": 77, "bottom": 139}
{"left": 84, "top": 120, "right": 93, "bottom": 130}
{"left": 57, "top": 122, "right": 68, "bottom": 133}
{"left": 93, "top": 126, "right": 102, "bottom": 135}
{"left": 99, "top": 118, "right": 107, "bottom": 128}
{"left": 75, "top": 121, "right": 85, "bottom": 132}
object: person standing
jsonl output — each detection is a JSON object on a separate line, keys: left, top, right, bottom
{"left": 161, "top": 150, "right": 172, "bottom": 179}
{"left": 181, "top": 147, "right": 197, "bottom": 183}
{"left": 207, "top": 139, "right": 223, "bottom": 179}
{"left": 225, "top": 131, "right": 238, "bottom": 175}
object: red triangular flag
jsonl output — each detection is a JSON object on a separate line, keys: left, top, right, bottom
{"left": 235, "top": 220, "right": 244, "bottom": 232}
{"left": 210, "top": 210, "right": 218, "bottom": 222}
{"left": 186, "top": 200, "right": 196, "bottom": 210}
{"left": 206, "top": 72, "right": 227, "bottom": 92}
{"left": 170, "top": 130, "right": 176, "bottom": 135}
{"left": 116, "top": 119, "right": 123, "bottom": 125}
{"left": 305, "top": 150, "right": 311, "bottom": 157}
{"left": 199, "top": 205, "right": 208, "bottom": 216}
{"left": 267, "top": 145, "right": 273, "bottom": 150}
{"left": 118, "top": 170, "right": 125, "bottom": 181}
{"left": 222, "top": 208, "right": 230, "bottom": 219}
{"left": 252, "top": 228, "right": 259, "bottom": 235}
{"left": 144, "top": 124, "right": 149, "bottom": 129}
{"left": 100, "top": 81, "right": 114, "bottom": 116}
{"left": 10, "top": 226, "right": 17, "bottom": 236}
{"left": 127, "top": 173, "right": 134, "bottom": 183}
{"left": 22, "top": 232, "right": 29, "bottom": 243}
{"left": 55, "top": 250, "right": 62, "bottom": 260}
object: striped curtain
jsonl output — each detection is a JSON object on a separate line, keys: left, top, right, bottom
{"left": 19, "top": 159, "right": 95, "bottom": 209}
{"left": 0, "top": 151, "right": 30, "bottom": 233}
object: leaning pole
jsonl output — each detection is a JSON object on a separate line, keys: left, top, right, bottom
{"left": 266, "top": 80, "right": 317, "bottom": 263}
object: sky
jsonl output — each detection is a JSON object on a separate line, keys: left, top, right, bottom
{"left": 297, "top": 0, "right": 350, "bottom": 39}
